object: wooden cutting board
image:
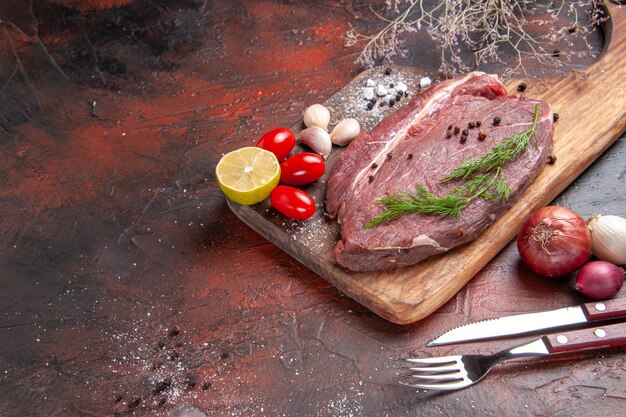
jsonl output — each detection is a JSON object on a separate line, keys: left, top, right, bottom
{"left": 228, "top": 2, "right": 626, "bottom": 324}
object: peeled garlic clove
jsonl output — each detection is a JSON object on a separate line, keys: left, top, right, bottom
{"left": 299, "top": 126, "right": 332, "bottom": 159}
{"left": 330, "top": 118, "right": 360, "bottom": 146}
{"left": 303, "top": 104, "right": 330, "bottom": 130}
{"left": 588, "top": 214, "right": 626, "bottom": 265}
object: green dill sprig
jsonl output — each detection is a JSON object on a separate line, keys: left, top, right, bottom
{"left": 364, "top": 104, "right": 540, "bottom": 228}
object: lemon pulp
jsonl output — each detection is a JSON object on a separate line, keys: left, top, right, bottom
{"left": 216, "top": 147, "right": 280, "bottom": 205}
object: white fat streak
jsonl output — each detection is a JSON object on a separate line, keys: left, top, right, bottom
{"left": 348, "top": 72, "right": 487, "bottom": 197}
{"left": 376, "top": 234, "right": 449, "bottom": 251}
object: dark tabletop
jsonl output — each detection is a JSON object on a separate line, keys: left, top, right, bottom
{"left": 0, "top": 1, "right": 625, "bottom": 416}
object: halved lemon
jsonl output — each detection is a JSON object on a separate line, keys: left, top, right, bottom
{"left": 216, "top": 147, "right": 280, "bottom": 205}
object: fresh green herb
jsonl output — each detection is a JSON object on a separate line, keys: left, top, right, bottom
{"left": 364, "top": 104, "right": 540, "bottom": 228}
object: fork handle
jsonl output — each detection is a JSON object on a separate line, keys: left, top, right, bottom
{"left": 543, "top": 321, "right": 626, "bottom": 354}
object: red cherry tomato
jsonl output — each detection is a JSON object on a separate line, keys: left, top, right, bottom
{"left": 279, "top": 153, "right": 325, "bottom": 186}
{"left": 270, "top": 185, "right": 315, "bottom": 220}
{"left": 256, "top": 128, "right": 295, "bottom": 161}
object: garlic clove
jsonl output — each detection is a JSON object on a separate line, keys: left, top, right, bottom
{"left": 303, "top": 104, "right": 330, "bottom": 130}
{"left": 588, "top": 214, "right": 626, "bottom": 265}
{"left": 330, "top": 118, "right": 360, "bottom": 146}
{"left": 299, "top": 126, "right": 332, "bottom": 159}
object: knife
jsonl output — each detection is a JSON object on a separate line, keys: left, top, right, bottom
{"left": 427, "top": 297, "right": 626, "bottom": 347}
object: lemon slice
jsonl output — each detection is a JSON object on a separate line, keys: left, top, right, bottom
{"left": 216, "top": 147, "right": 280, "bottom": 205}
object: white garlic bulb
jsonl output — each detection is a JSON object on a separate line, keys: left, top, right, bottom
{"left": 588, "top": 214, "right": 626, "bottom": 265}
{"left": 303, "top": 104, "right": 330, "bottom": 130}
{"left": 330, "top": 118, "right": 360, "bottom": 146}
{"left": 298, "top": 126, "right": 332, "bottom": 159}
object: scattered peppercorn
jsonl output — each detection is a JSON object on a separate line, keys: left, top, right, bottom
{"left": 128, "top": 397, "right": 141, "bottom": 409}
{"left": 395, "top": 94, "right": 402, "bottom": 101}
{"left": 389, "top": 83, "right": 394, "bottom": 88}
{"left": 446, "top": 131, "right": 452, "bottom": 138}
{"left": 169, "top": 326, "right": 180, "bottom": 337}
{"left": 478, "top": 131, "right": 487, "bottom": 141}
{"left": 454, "top": 126, "right": 460, "bottom": 134}
{"left": 389, "top": 99, "right": 396, "bottom": 106}
{"left": 553, "top": 113, "right": 559, "bottom": 122}
{"left": 461, "top": 129, "right": 469, "bottom": 136}
{"left": 202, "top": 381, "right": 211, "bottom": 391}
{"left": 384, "top": 67, "right": 392, "bottom": 75}
{"left": 404, "top": 92, "right": 408, "bottom": 97}
{"left": 185, "top": 376, "right": 197, "bottom": 390}
{"left": 371, "top": 163, "right": 378, "bottom": 168}
{"left": 366, "top": 102, "right": 374, "bottom": 110}
{"left": 386, "top": 153, "right": 392, "bottom": 159}
{"left": 379, "top": 101, "right": 386, "bottom": 107}
{"left": 468, "top": 121, "right": 476, "bottom": 129}
{"left": 493, "top": 116, "right": 501, "bottom": 125}
{"left": 460, "top": 136, "right": 467, "bottom": 143}
{"left": 517, "top": 82, "right": 527, "bottom": 92}
{"left": 553, "top": 49, "right": 560, "bottom": 58}
{"left": 548, "top": 155, "right": 557, "bottom": 164}
{"left": 475, "top": 120, "right": 481, "bottom": 127}
{"left": 407, "top": 153, "right": 413, "bottom": 160}
{"left": 151, "top": 358, "right": 164, "bottom": 370}
{"left": 447, "top": 124, "right": 453, "bottom": 130}
{"left": 368, "top": 175, "right": 374, "bottom": 183}
{"left": 153, "top": 378, "right": 172, "bottom": 394}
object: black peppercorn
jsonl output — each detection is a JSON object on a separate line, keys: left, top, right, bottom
{"left": 384, "top": 67, "right": 392, "bottom": 75}
{"left": 446, "top": 131, "right": 452, "bottom": 138}
{"left": 517, "top": 82, "right": 527, "bottom": 92}
{"left": 407, "top": 153, "right": 413, "bottom": 159}
{"left": 389, "top": 99, "right": 396, "bottom": 106}
{"left": 448, "top": 124, "right": 453, "bottom": 130}
{"left": 454, "top": 126, "right": 460, "bottom": 134}
{"left": 547, "top": 155, "right": 557, "bottom": 164}
{"left": 462, "top": 129, "right": 469, "bottom": 136}
{"left": 553, "top": 113, "right": 559, "bottom": 122}
{"left": 368, "top": 175, "right": 374, "bottom": 183}
{"left": 460, "top": 136, "right": 467, "bottom": 143}
{"left": 468, "top": 121, "right": 476, "bottom": 129}
{"left": 371, "top": 163, "right": 378, "bottom": 168}
{"left": 366, "top": 102, "right": 374, "bottom": 110}
{"left": 493, "top": 116, "right": 501, "bottom": 125}
{"left": 395, "top": 94, "right": 402, "bottom": 101}
{"left": 475, "top": 120, "right": 481, "bottom": 127}
{"left": 389, "top": 83, "right": 394, "bottom": 88}
{"left": 386, "top": 153, "right": 392, "bottom": 159}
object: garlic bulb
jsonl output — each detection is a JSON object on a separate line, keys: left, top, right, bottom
{"left": 303, "top": 104, "right": 330, "bottom": 130}
{"left": 298, "top": 126, "right": 332, "bottom": 159}
{"left": 330, "top": 118, "right": 360, "bottom": 146}
{"left": 588, "top": 214, "right": 626, "bottom": 265}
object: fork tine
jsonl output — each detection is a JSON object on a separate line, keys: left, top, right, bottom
{"left": 400, "top": 355, "right": 461, "bottom": 366}
{"left": 399, "top": 371, "right": 465, "bottom": 381}
{"left": 399, "top": 363, "right": 462, "bottom": 374}
{"left": 399, "top": 379, "right": 473, "bottom": 391}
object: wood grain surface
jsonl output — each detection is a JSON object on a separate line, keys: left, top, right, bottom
{"left": 0, "top": 1, "right": 624, "bottom": 416}
{"left": 229, "top": 2, "right": 626, "bottom": 324}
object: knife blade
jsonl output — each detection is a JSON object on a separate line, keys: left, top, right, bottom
{"left": 427, "top": 297, "right": 626, "bottom": 347}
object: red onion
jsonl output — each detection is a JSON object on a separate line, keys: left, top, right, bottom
{"left": 517, "top": 206, "right": 591, "bottom": 277}
{"left": 574, "top": 261, "right": 625, "bottom": 300}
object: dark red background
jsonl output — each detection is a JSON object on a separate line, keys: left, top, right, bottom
{"left": 0, "top": 1, "right": 624, "bottom": 416}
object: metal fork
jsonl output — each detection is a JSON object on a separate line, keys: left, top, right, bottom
{"left": 397, "top": 321, "right": 626, "bottom": 391}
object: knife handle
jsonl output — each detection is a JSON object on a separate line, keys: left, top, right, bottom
{"left": 581, "top": 298, "right": 626, "bottom": 321}
{"left": 542, "top": 321, "right": 626, "bottom": 354}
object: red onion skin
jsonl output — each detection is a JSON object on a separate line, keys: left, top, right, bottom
{"left": 517, "top": 206, "right": 591, "bottom": 277}
{"left": 575, "top": 261, "right": 625, "bottom": 300}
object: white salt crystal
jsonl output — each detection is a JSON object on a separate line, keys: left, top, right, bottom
{"left": 419, "top": 77, "right": 432, "bottom": 88}
{"left": 396, "top": 81, "right": 408, "bottom": 93}
{"left": 363, "top": 87, "right": 375, "bottom": 100}
{"left": 387, "top": 88, "right": 397, "bottom": 96}
{"left": 366, "top": 79, "right": 375, "bottom": 87}
{"left": 376, "top": 85, "right": 388, "bottom": 96}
